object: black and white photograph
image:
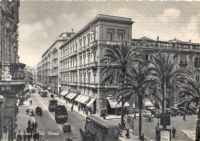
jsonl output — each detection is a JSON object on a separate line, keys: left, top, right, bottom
{"left": 0, "top": 0, "right": 200, "bottom": 141}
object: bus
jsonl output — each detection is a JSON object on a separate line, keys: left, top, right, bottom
{"left": 55, "top": 105, "right": 68, "bottom": 123}
{"left": 81, "top": 115, "right": 119, "bottom": 141}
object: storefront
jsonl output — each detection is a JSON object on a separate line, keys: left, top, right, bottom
{"left": 65, "top": 92, "right": 77, "bottom": 103}
{"left": 60, "top": 90, "right": 69, "bottom": 97}
{"left": 107, "top": 97, "right": 130, "bottom": 115}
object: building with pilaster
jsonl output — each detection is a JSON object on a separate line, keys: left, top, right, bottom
{"left": 0, "top": 0, "right": 26, "bottom": 140}
{"left": 37, "top": 32, "right": 75, "bottom": 94}
{"left": 59, "top": 14, "right": 133, "bottom": 116}
{"left": 132, "top": 37, "right": 200, "bottom": 108}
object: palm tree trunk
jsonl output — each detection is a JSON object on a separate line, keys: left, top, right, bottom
{"left": 121, "top": 95, "right": 125, "bottom": 128}
{"left": 162, "top": 81, "right": 167, "bottom": 113}
{"left": 138, "top": 95, "right": 142, "bottom": 139}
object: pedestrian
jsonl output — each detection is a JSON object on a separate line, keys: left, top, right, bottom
{"left": 140, "top": 133, "right": 144, "bottom": 141}
{"left": 16, "top": 130, "right": 22, "bottom": 141}
{"left": 26, "top": 109, "right": 29, "bottom": 115}
{"left": 172, "top": 127, "right": 176, "bottom": 138}
{"left": 35, "top": 122, "right": 38, "bottom": 131}
{"left": 183, "top": 113, "right": 186, "bottom": 121}
{"left": 71, "top": 104, "right": 74, "bottom": 112}
{"left": 32, "top": 122, "right": 36, "bottom": 132}
{"left": 23, "top": 130, "right": 27, "bottom": 141}
{"left": 33, "top": 131, "right": 37, "bottom": 141}
{"left": 30, "top": 100, "right": 32, "bottom": 105}
{"left": 31, "top": 110, "right": 34, "bottom": 116}
{"left": 27, "top": 119, "right": 31, "bottom": 128}
{"left": 125, "top": 128, "right": 130, "bottom": 139}
{"left": 134, "top": 112, "right": 137, "bottom": 120}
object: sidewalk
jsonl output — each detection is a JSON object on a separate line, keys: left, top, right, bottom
{"left": 181, "top": 130, "right": 196, "bottom": 141}
{"left": 55, "top": 96, "right": 141, "bottom": 141}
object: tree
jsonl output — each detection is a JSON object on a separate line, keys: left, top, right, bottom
{"left": 148, "top": 53, "right": 189, "bottom": 113}
{"left": 124, "top": 63, "right": 155, "bottom": 138}
{"left": 101, "top": 42, "right": 140, "bottom": 127}
{"left": 178, "top": 74, "right": 200, "bottom": 141}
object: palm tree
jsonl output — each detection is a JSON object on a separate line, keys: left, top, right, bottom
{"left": 178, "top": 74, "right": 200, "bottom": 141}
{"left": 148, "top": 53, "right": 189, "bottom": 113}
{"left": 124, "top": 63, "right": 155, "bottom": 138}
{"left": 101, "top": 42, "right": 140, "bottom": 127}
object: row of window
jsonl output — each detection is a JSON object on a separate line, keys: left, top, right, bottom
{"left": 61, "top": 70, "right": 97, "bottom": 84}
{"left": 107, "top": 29, "right": 125, "bottom": 41}
{"left": 61, "top": 32, "right": 96, "bottom": 58}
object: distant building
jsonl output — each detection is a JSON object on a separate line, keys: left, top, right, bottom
{"left": 37, "top": 32, "right": 75, "bottom": 94}
{"left": 132, "top": 37, "right": 200, "bottom": 108}
{"left": 0, "top": 0, "right": 26, "bottom": 140}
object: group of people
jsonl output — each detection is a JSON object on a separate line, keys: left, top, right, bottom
{"left": 16, "top": 119, "right": 41, "bottom": 141}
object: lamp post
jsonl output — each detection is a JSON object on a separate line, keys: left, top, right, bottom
{"left": 0, "top": 95, "right": 5, "bottom": 140}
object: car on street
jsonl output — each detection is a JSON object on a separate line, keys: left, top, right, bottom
{"left": 40, "top": 89, "right": 48, "bottom": 97}
{"left": 165, "top": 108, "right": 177, "bottom": 117}
{"left": 55, "top": 105, "right": 68, "bottom": 123}
{"left": 48, "top": 100, "right": 58, "bottom": 112}
{"left": 170, "top": 107, "right": 184, "bottom": 116}
{"left": 141, "top": 110, "right": 152, "bottom": 117}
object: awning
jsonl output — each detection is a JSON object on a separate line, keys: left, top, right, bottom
{"left": 144, "top": 99, "right": 154, "bottom": 107}
{"left": 81, "top": 95, "right": 90, "bottom": 104}
{"left": 75, "top": 95, "right": 82, "bottom": 102}
{"left": 67, "top": 93, "right": 77, "bottom": 100}
{"left": 107, "top": 98, "right": 130, "bottom": 109}
{"left": 86, "top": 98, "right": 96, "bottom": 107}
{"left": 60, "top": 91, "right": 68, "bottom": 96}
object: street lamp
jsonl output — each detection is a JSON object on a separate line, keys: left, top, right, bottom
{"left": 0, "top": 95, "right": 5, "bottom": 140}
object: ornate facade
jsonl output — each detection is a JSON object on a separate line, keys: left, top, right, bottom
{"left": 0, "top": 0, "right": 25, "bottom": 141}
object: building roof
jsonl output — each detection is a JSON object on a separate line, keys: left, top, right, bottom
{"left": 60, "top": 14, "right": 134, "bottom": 49}
{"left": 139, "top": 36, "right": 154, "bottom": 41}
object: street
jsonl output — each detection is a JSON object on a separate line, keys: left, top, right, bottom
{"left": 16, "top": 86, "right": 196, "bottom": 141}
{"left": 16, "top": 88, "right": 85, "bottom": 141}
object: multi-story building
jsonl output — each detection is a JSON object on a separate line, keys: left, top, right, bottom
{"left": 60, "top": 14, "right": 133, "bottom": 116}
{"left": 37, "top": 14, "right": 200, "bottom": 116}
{"left": 132, "top": 37, "right": 200, "bottom": 108}
{"left": 37, "top": 32, "right": 75, "bottom": 94}
{"left": 0, "top": 0, "right": 26, "bottom": 140}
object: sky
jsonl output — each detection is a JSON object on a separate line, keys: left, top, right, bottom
{"left": 18, "top": 1, "right": 200, "bottom": 67}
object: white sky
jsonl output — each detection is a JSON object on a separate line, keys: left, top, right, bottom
{"left": 18, "top": 1, "right": 200, "bottom": 67}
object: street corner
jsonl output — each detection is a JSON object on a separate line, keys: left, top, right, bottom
{"left": 181, "top": 130, "right": 195, "bottom": 141}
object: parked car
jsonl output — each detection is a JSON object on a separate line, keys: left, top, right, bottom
{"left": 141, "top": 110, "right": 152, "bottom": 117}
{"left": 146, "top": 106, "right": 157, "bottom": 116}
{"left": 165, "top": 108, "right": 177, "bottom": 117}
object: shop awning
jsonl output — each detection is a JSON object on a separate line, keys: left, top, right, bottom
{"left": 107, "top": 98, "right": 130, "bottom": 109}
{"left": 82, "top": 95, "right": 90, "bottom": 104}
{"left": 60, "top": 91, "right": 69, "bottom": 96}
{"left": 86, "top": 98, "right": 96, "bottom": 107}
{"left": 68, "top": 93, "right": 77, "bottom": 100}
{"left": 144, "top": 99, "right": 154, "bottom": 107}
{"left": 75, "top": 95, "right": 82, "bottom": 102}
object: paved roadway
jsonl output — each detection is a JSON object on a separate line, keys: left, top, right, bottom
{"left": 16, "top": 88, "right": 85, "bottom": 141}
{"left": 17, "top": 86, "right": 196, "bottom": 141}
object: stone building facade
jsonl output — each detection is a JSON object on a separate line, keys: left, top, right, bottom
{"left": 0, "top": 0, "right": 26, "bottom": 141}
{"left": 37, "top": 14, "right": 200, "bottom": 116}
{"left": 59, "top": 14, "right": 133, "bottom": 116}
{"left": 132, "top": 37, "right": 200, "bottom": 108}
{"left": 37, "top": 32, "right": 75, "bottom": 94}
